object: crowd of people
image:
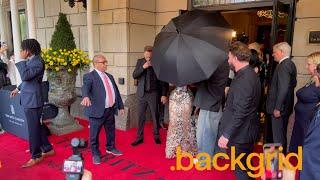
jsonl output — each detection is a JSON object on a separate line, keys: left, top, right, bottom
{"left": 1, "top": 37, "right": 320, "bottom": 180}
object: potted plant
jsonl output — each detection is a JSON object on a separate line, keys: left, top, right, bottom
{"left": 41, "top": 13, "right": 90, "bottom": 135}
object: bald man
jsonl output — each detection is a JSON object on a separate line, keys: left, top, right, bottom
{"left": 81, "top": 55, "right": 125, "bottom": 165}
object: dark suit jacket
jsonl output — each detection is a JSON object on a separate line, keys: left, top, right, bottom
{"left": 81, "top": 70, "right": 124, "bottom": 118}
{"left": 133, "top": 58, "right": 168, "bottom": 98}
{"left": 300, "top": 107, "right": 320, "bottom": 180}
{"left": 16, "top": 55, "right": 45, "bottom": 108}
{"left": 266, "top": 58, "right": 297, "bottom": 116}
{"left": 219, "top": 66, "right": 261, "bottom": 144}
{"left": 193, "top": 60, "right": 229, "bottom": 112}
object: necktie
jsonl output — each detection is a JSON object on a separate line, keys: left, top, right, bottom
{"left": 103, "top": 74, "right": 114, "bottom": 107}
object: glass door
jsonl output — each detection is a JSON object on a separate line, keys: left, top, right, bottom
{"left": 269, "top": 0, "right": 296, "bottom": 78}
{"left": 270, "top": 0, "right": 296, "bottom": 46}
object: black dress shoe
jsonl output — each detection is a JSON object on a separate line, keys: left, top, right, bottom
{"left": 131, "top": 139, "right": 143, "bottom": 146}
{"left": 92, "top": 155, "right": 101, "bottom": 165}
{"left": 160, "top": 122, "right": 168, "bottom": 130}
{"left": 155, "top": 138, "right": 161, "bottom": 144}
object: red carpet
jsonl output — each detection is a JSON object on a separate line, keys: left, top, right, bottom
{"left": 0, "top": 118, "right": 238, "bottom": 180}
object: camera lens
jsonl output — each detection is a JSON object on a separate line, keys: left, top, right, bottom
{"left": 71, "top": 138, "right": 80, "bottom": 147}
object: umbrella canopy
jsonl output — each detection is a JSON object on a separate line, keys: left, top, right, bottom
{"left": 152, "top": 10, "right": 232, "bottom": 86}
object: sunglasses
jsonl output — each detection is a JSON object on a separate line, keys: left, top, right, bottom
{"left": 96, "top": 61, "right": 107, "bottom": 65}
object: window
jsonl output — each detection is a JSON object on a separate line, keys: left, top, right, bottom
{"left": 19, "top": 9, "right": 27, "bottom": 41}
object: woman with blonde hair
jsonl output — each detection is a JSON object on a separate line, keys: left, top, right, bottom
{"left": 289, "top": 52, "right": 320, "bottom": 153}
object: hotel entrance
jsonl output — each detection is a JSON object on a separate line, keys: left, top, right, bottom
{"left": 191, "top": 0, "right": 297, "bottom": 144}
{"left": 191, "top": 0, "right": 297, "bottom": 85}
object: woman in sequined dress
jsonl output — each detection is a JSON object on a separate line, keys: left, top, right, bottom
{"left": 165, "top": 86, "right": 197, "bottom": 159}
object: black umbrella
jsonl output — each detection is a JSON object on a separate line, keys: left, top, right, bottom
{"left": 152, "top": 10, "right": 232, "bottom": 86}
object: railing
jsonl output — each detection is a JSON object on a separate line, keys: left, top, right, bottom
{"left": 192, "top": 0, "right": 272, "bottom": 8}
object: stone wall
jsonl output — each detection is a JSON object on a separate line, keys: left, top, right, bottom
{"left": 34, "top": 0, "right": 131, "bottom": 95}
{"left": 292, "top": 0, "right": 320, "bottom": 90}
{"left": 31, "top": 0, "right": 188, "bottom": 130}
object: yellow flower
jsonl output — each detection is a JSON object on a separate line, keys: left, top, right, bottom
{"left": 63, "top": 62, "right": 67, "bottom": 66}
{"left": 49, "top": 61, "right": 54, "bottom": 66}
{"left": 68, "top": 68, "right": 72, "bottom": 72}
{"left": 53, "top": 51, "right": 57, "bottom": 55}
{"left": 55, "top": 67, "right": 60, "bottom": 71}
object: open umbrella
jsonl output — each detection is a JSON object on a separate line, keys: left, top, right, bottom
{"left": 152, "top": 10, "right": 232, "bottom": 86}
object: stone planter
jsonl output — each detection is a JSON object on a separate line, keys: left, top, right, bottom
{"left": 47, "top": 70, "right": 82, "bottom": 135}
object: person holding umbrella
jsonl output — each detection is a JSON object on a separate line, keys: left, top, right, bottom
{"left": 193, "top": 60, "right": 229, "bottom": 160}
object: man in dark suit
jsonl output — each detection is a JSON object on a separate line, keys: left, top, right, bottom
{"left": 266, "top": 42, "right": 297, "bottom": 153}
{"left": 81, "top": 54, "right": 125, "bottom": 165}
{"left": 218, "top": 41, "right": 261, "bottom": 180}
{"left": 131, "top": 46, "right": 168, "bottom": 146}
{"left": 10, "top": 39, "right": 55, "bottom": 168}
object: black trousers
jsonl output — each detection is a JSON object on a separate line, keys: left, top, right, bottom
{"left": 227, "top": 143, "right": 254, "bottom": 180}
{"left": 158, "top": 102, "right": 165, "bottom": 124}
{"left": 264, "top": 114, "right": 273, "bottom": 144}
{"left": 24, "top": 107, "right": 52, "bottom": 159}
{"left": 271, "top": 114, "right": 289, "bottom": 153}
{"left": 137, "top": 91, "right": 159, "bottom": 140}
{"left": 89, "top": 108, "right": 115, "bottom": 156}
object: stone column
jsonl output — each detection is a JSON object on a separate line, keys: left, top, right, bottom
{"left": 26, "top": 0, "right": 36, "bottom": 38}
{"left": 86, "top": 0, "right": 94, "bottom": 61}
{"left": 10, "top": 0, "right": 22, "bottom": 85}
{"left": 0, "top": 1, "right": 7, "bottom": 43}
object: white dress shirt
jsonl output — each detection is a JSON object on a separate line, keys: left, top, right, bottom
{"left": 95, "top": 69, "right": 116, "bottom": 108}
{"left": 279, "top": 56, "right": 290, "bottom": 64}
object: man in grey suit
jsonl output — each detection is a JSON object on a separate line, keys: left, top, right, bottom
{"left": 81, "top": 54, "right": 125, "bottom": 165}
{"left": 266, "top": 42, "right": 297, "bottom": 153}
{"left": 10, "top": 39, "right": 55, "bottom": 168}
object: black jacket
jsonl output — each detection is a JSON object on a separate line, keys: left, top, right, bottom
{"left": 266, "top": 58, "right": 297, "bottom": 116}
{"left": 193, "top": 60, "right": 229, "bottom": 112}
{"left": 219, "top": 65, "right": 261, "bottom": 144}
{"left": 133, "top": 58, "right": 168, "bottom": 97}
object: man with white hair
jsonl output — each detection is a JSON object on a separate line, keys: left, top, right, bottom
{"left": 266, "top": 42, "right": 297, "bottom": 153}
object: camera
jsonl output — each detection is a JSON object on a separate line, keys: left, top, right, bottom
{"left": 63, "top": 138, "right": 87, "bottom": 180}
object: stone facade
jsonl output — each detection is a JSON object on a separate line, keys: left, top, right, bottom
{"left": 292, "top": 0, "right": 320, "bottom": 90}
{"left": 33, "top": 0, "right": 187, "bottom": 130}
{"left": 3, "top": 0, "right": 318, "bottom": 131}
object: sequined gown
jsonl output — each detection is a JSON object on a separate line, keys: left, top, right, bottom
{"left": 165, "top": 86, "right": 197, "bottom": 159}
